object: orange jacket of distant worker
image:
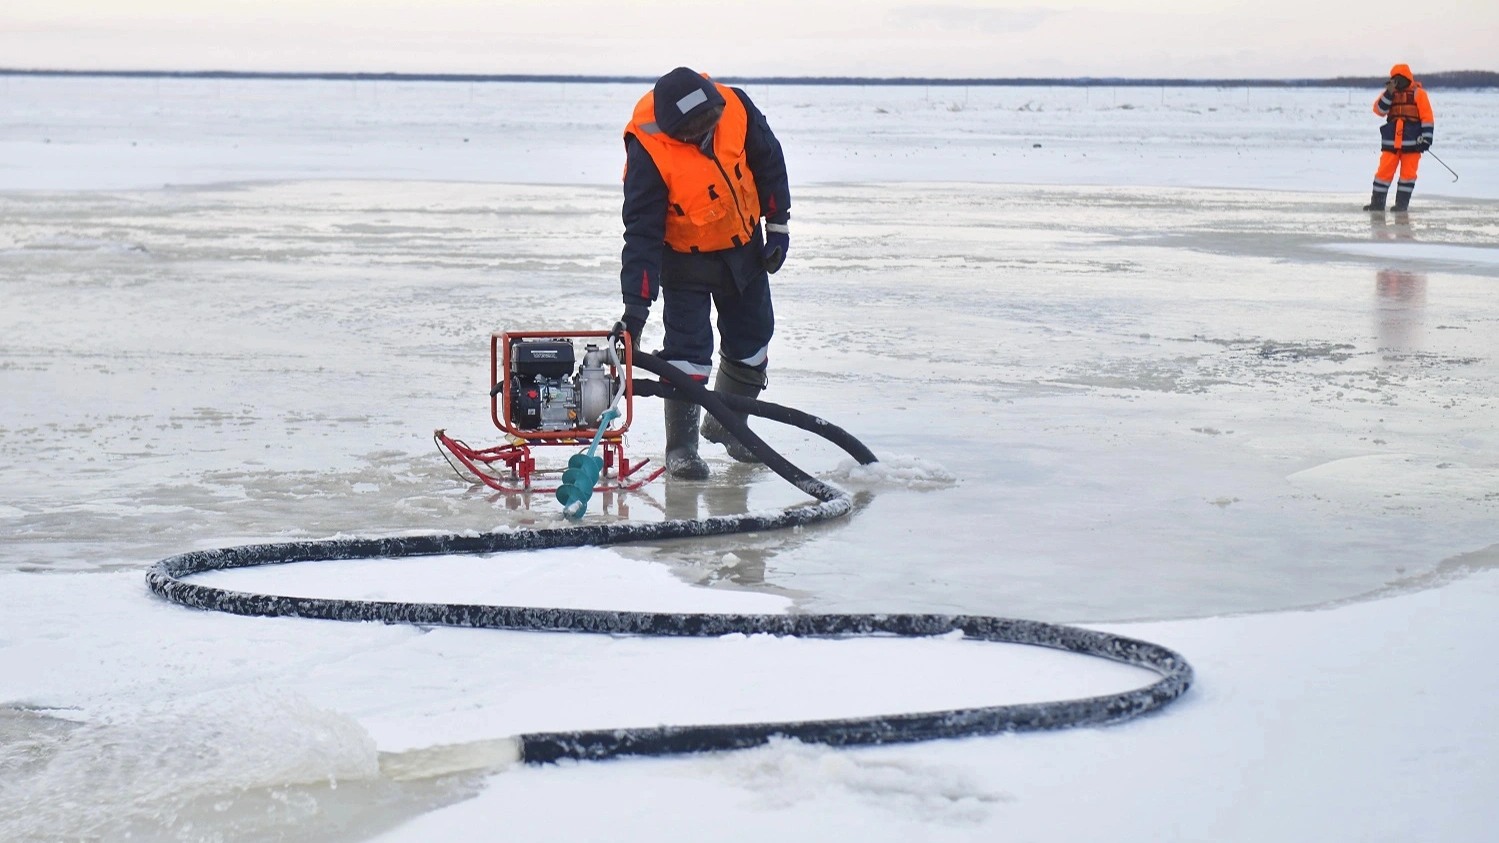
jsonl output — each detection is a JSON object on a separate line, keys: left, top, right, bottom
{"left": 1372, "top": 63, "right": 1433, "bottom": 153}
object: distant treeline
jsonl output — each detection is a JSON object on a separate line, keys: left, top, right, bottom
{"left": 3, "top": 68, "right": 1497, "bottom": 89}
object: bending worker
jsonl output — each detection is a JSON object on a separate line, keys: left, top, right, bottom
{"left": 1364, "top": 63, "right": 1434, "bottom": 213}
{"left": 617, "top": 67, "right": 791, "bottom": 479}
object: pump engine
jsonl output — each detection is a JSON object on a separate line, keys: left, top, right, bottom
{"left": 507, "top": 338, "right": 617, "bottom": 432}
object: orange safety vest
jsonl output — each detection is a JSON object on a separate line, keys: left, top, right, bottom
{"left": 625, "top": 82, "right": 761, "bottom": 253}
{"left": 1375, "top": 63, "right": 1433, "bottom": 126}
{"left": 1386, "top": 87, "right": 1422, "bottom": 122}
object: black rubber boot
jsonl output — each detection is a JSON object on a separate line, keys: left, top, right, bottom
{"left": 701, "top": 361, "right": 766, "bottom": 464}
{"left": 663, "top": 399, "right": 709, "bottom": 480}
{"left": 1391, "top": 180, "right": 1414, "bottom": 212}
{"left": 1363, "top": 182, "right": 1388, "bottom": 213}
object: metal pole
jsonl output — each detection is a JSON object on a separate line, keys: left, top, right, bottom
{"left": 1425, "top": 150, "right": 1459, "bottom": 182}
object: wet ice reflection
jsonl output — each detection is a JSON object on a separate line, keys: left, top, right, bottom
{"left": 1369, "top": 212, "right": 1415, "bottom": 242}
{"left": 1374, "top": 269, "right": 1427, "bottom": 353}
{"left": 2, "top": 181, "right": 1496, "bottom": 622}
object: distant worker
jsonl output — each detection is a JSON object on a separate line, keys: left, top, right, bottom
{"left": 616, "top": 67, "right": 792, "bottom": 479}
{"left": 1364, "top": 63, "right": 1434, "bottom": 213}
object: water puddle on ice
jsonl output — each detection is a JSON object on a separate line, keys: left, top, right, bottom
{"left": 0, "top": 691, "right": 481, "bottom": 843}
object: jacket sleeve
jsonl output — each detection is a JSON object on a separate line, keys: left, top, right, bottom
{"left": 1373, "top": 90, "right": 1392, "bottom": 117}
{"left": 1416, "top": 87, "right": 1434, "bottom": 126}
{"left": 620, "top": 134, "right": 667, "bottom": 308}
{"left": 732, "top": 87, "right": 791, "bottom": 226}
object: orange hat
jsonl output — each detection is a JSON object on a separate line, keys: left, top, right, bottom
{"left": 1389, "top": 63, "right": 1414, "bottom": 81}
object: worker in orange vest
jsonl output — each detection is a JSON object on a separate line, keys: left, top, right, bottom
{"left": 1364, "top": 63, "right": 1434, "bottom": 213}
{"left": 617, "top": 68, "right": 791, "bottom": 479}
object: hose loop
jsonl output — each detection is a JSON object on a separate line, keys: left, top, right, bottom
{"left": 146, "top": 350, "right": 1193, "bottom": 763}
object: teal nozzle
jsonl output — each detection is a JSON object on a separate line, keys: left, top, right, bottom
{"left": 555, "top": 408, "right": 619, "bottom": 520}
{"left": 556, "top": 452, "right": 604, "bottom": 518}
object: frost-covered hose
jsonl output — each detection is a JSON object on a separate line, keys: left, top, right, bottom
{"left": 627, "top": 349, "right": 876, "bottom": 490}
{"left": 146, "top": 350, "right": 1193, "bottom": 765}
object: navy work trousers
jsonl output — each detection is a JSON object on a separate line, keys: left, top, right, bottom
{"left": 659, "top": 257, "right": 774, "bottom": 380}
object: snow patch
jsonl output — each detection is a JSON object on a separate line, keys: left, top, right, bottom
{"left": 194, "top": 546, "right": 794, "bottom": 614}
{"left": 1287, "top": 453, "right": 1495, "bottom": 502}
{"left": 701, "top": 738, "right": 1008, "bottom": 824}
{"left": 828, "top": 454, "right": 958, "bottom": 490}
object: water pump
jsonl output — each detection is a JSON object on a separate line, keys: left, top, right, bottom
{"left": 507, "top": 339, "right": 617, "bottom": 432}
{"left": 435, "top": 328, "right": 663, "bottom": 495}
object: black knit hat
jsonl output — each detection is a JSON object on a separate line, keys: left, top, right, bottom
{"left": 652, "top": 67, "right": 725, "bottom": 139}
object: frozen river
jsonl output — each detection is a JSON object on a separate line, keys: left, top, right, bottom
{"left": 2, "top": 79, "right": 1498, "bottom": 842}
{"left": 4, "top": 75, "right": 1499, "bottom": 195}
{"left": 3, "top": 179, "right": 1495, "bottom": 620}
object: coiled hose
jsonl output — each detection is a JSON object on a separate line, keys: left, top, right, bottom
{"left": 146, "top": 348, "right": 1193, "bottom": 764}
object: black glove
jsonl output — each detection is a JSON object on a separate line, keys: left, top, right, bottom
{"left": 619, "top": 302, "right": 648, "bottom": 352}
{"left": 763, "top": 223, "right": 789, "bottom": 274}
{"left": 1419, "top": 130, "right": 1433, "bottom": 152}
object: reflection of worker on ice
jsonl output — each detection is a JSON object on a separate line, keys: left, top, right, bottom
{"left": 1375, "top": 269, "right": 1427, "bottom": 352}
{"left": 1364, "top": 64, "right": 1434, "bottom": 213}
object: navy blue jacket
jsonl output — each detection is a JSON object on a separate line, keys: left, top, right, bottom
{"left": 620, "top": 87, "right": 790, "bottom": 310}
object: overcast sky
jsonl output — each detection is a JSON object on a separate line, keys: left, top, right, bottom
{"left": 2, "top": 0, "right": 1495, "bottom": 78}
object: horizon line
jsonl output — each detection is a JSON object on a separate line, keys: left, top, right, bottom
{"left": 4, "top": 68, "right": 1499, "bottom": 88}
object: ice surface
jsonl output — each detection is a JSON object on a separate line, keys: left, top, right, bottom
{"left": 4, "top": 77, "right": 1499, "bottom": 196}
{"left": 3, "top": 179, "right": 1495, "bottom": 620}
{"left": 2, "top": 79, "right": 1497, "bottom": 842}
{"left": 0, "top": 564, "right": 1156, "bottom": 840}
{"left": 195, "top": 546, "right": 794, "bottom": 613}
{"left": 1319, "top": 241, "right": 1499, "bottom": 266}
{"left": 367, "top": 568, "right": 1499, "bottom": 843}
{"left": 0, "top": 687, "right": 480, "bottom": 843}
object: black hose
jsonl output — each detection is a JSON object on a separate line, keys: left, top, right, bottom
{"left": 631, "top": 378, "right": 877, "bottom": 466}
{"left": 146, "top": 349, "right": 1193, "bottom": 765}
{"left": 628, "top": 350, "right": 874, "bottom": 500}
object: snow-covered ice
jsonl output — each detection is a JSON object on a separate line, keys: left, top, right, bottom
{"left": 372, "top": 565, "right": 1499, "bottom": 842}
{"left": 4, "top": 76, "right": 1499, "bottom": 196}
{"left": 2, "top": 78, "right": 1497, "bottom": 841}
{"left": 1319, "top": 241, "right": 1499, "bottom": 267}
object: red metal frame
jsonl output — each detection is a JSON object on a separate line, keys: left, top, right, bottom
{"left": 436, "top": 329, "right": 665, "bottom": 494}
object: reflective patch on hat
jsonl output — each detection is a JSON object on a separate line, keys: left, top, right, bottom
{"left": 675, "top": 88, "right": 708, "bottom": 114}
